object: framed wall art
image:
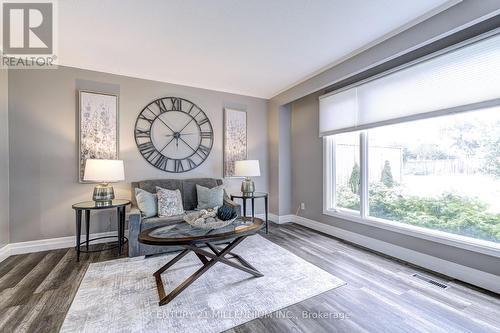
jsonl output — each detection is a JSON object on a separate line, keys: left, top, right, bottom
{"left": 78, "top": 90, "right": 119, "bottom": 182}
{"left": 223, "top": 108, "right": 247, "bottom": 177}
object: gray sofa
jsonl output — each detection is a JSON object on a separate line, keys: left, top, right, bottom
{"left": 128, "top": 178, "right": 241, "bottom": 257}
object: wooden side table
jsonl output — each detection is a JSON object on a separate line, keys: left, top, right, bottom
{"left": 72, "top": 199, "right": 131, "bottom": 261}
{"left": 230, "top": 192, "right": 269, "bottom": 234}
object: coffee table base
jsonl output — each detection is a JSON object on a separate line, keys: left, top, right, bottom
{"left": 153, "top": 236, "right": 263, "bottom": 306}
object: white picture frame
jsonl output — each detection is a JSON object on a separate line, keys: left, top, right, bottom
{"left": 78, "top": 90, "right": 119, "bottom": 182}
{"left": 223, "top": 108, "right": 247, "bottom": 178}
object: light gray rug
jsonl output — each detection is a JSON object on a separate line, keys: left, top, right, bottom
{"left": 61, "top": 235, "right": 345, "bottom": 333}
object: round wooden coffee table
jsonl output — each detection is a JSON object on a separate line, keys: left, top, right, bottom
{"left": 139, "top": 217, "right": 264, "bottom": 306}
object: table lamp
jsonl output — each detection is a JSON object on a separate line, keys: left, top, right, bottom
{"left": 234, "top": 160, "right": 260, "bottom": 195}
{"left": 84, "top": 159, "right": 124, "bottom": 205}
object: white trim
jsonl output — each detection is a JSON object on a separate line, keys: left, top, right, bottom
{"left": 279, "top": 215, "right": 295, "bottom": 224}
{"left": 0, "top": 244, "right": 10, "bottom": 263}
{"left": 322, "top": 137, "right": 335, "bottom": 212}
{"left": 261, "top": 213, "right": 294, "bottom": 224}
{"left": 267, "top": 213, "right": 279, "bottom": 223}
{"left": 322, "top": 210, "right": 500, "bottom": 258}
{"left": 360, "top": 131, "right": 368, "bottom": 217}
{"left": 292, "top": 215, "right": 500, "bottom": 294}
{"left": 0, "top": 230, "right": 129, "bottom": 262}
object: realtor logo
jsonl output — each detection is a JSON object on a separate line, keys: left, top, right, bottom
{"left": 1, "top": 0, "right": 57, "bottom": 68}
{"left": 3, "top": 2, "right": 53, "bottom": 54}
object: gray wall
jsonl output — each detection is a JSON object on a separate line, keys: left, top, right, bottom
{"left": 278, "top": 105, "right": 292, "bottom": 215}
{"left": 0, "top": 69, "right": 9, "bottom": 249}
{"left": 267, "top": 101, "right": 280, "bottom": 215}
{"left": 8, "top": 66, "right": 268, "bottom": 243}
{"left": 267, "top": 102, "right": 292, "bottom": 216}
{"left": 290, "top": 92, "right": 500, "bottom": 276}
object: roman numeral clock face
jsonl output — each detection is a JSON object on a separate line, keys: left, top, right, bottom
{"left": 134, "top": 97, "right": 214, "bottom": 173}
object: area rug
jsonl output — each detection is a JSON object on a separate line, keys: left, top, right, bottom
{"left": 60, "top": 235, "right": 345, "bottom": 333}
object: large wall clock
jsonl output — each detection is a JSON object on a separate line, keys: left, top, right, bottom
{"left": 134, "top": 97, "right": 214, "bottom": 173}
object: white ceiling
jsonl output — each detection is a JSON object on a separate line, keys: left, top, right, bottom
{"left": 58, "top": 0, "right": 455, "bottom": 98}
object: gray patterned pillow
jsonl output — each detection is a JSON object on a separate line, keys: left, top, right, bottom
{"left": 156, "top": 186, "right": 184, "bottom": 217}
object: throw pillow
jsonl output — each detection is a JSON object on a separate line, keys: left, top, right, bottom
{"left": 196, "top": 184, "right": 224, "bottom": 210}
{"left": 156, "top": 186, "right": 184, "bottom": 217}
{"left": 135, "top": 188, "right": 157, "bottom": 218}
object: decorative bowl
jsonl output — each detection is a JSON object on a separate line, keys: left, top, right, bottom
{"left": 183, "top": 209, "right": 237, "bottom": 229}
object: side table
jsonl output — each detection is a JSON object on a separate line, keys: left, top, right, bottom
{"left": 230, "top": 192, "right": 269, "bottom": 234}
{"left": 72, "top": 199, "right": 131, "bottom": 261}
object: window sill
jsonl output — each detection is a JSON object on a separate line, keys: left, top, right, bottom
{"left": 323, "top": 208, "right": 500, "bottom": 258}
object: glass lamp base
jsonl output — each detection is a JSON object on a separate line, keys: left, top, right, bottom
{"left": 241, "top": 178, "right": 255, "bottom": 196}
{"left": 93, "top": 183, "right": 115, "bottom": 204}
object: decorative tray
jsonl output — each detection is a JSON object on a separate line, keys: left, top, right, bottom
{"left": 183, "top": 208, "right": 237, "bottom": 229}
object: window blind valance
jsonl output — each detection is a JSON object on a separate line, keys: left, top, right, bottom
{"left": 319, "top": 32, "right": 500, "bottom": 137}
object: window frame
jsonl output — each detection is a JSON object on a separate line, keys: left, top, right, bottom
{"left": 323, "top": 126, "right": 500, "bottom": 258}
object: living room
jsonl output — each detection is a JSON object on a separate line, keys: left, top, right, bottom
{"left": 1, "top": 0, "right": 500, "bottom": 332}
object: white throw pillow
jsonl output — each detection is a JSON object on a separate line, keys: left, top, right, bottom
{"left": 156, "top": 186, "right": 184, "bottom": 217}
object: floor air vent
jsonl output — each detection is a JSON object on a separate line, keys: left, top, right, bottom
{"left": 411, "top": 273, "right": 449, "bottom": 289}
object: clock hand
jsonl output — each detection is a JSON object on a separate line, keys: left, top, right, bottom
{"left": 157, "top": 117, "right": 176, "bottom": 133}
{"left": 178, "top": 118, "right": 195, "bottom": 134}
{"left": 179, "top": 137, "right": 197, "bottom": 153}
{"left": 165, "top": 133, "right": 196, "bottom": 137}
{"left": 159, "top": 137, "right": 175, "bottom": 153}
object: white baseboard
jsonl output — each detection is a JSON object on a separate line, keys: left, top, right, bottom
{"left": 0, "top": 244, "right": 10, "bottom": 263}
{"left": 263, "top": 213, "right": 294, "bottom": 224}
{"left": 292, "top": 215, "right": 500, "bottom": 294}
{"left": 0, "top": 230, "right": 128, "bottom": 262}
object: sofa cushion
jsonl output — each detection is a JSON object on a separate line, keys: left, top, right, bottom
{"left": 182, "top": 178, "right": 222, "bottom": 210}
{"left": 157, "top": 187, "right": 184, "bottom": 217}
{"left": 131, "top": 179, "right": 183, "bottom": 206}
{"left": 135, "top": 188, "right": 157, "bottom": 218}
{"left": 196, "top": 184, "right": 224, "bottom": 209}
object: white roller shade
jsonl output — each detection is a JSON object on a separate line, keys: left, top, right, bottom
{"left": 319, "top": 32, "right": 500, "bottom": 136}
{"left": 319, "top": 88, "right": 358, "bottom": 135}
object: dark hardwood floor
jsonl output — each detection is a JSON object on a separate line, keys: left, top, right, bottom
{"left": 1, "top": 223, "right": 499, "bottom": 333}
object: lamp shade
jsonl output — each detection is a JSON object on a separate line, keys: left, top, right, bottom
{"left": 234, "top": 160, "right": 260, "bottom": 177}
{"left": 83, "top": 159, "right": 124, "bottom": 183}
